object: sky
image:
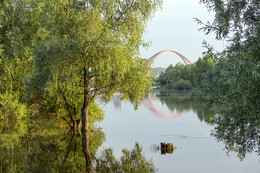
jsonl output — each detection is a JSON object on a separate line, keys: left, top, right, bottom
{"left": 140, "top": 0, "right": 225, "bottom": 68}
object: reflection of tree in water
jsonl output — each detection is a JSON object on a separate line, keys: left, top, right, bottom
{"left": 157, "top": 91, "right": 260, "bottom": 160}
{"left": 211, "top": 106, "right": 260, "bottom": 160}
{"left": 0, "top": 118, "right": 105, "bottom": 173}
{"left": 0, "top": 119, "right": 157, "bottom": 173}
{"left": 157, "top": 91, "right": 195, "bottom": 112}
{"left": 156, "top": 91, "right": 215, "bottom": 124}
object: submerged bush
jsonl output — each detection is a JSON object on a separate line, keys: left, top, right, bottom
{"left": 95, "top": 142, "right": 157, "bottom": 173}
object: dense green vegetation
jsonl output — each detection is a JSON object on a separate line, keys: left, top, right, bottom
{"left": 0, "top": 0, "right": 162, "bottom": 172}
{"left": 200, "top": 0, "right": 260, "bottom": 137}
{"left": 156, "top": 54, "right": 215, "bottom": 90}
{"left": 0, "top": 0, "right": 35, "bottom": 121}
{"left": 0, "top": 0, "right": 259, "bottom": 171}
{"left": 196, "top": 0, "right": 260, "bottom": 124}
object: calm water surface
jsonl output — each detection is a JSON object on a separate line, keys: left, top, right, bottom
{"left": 98, "top": 91, "right": 260, "bottom": 173}
{"left": 1, "top": 91, "right": 259, "bottom": 172}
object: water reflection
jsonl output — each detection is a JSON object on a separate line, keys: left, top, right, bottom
{"left": 141, "top": 91, "right": 214, "bottom": 124}
{"left": 156, "top": 91, "right": 259, "bottom": 160}
{"left": 141, "top": 93, "right": 184, "bottom": 119}
{"left": 2, "top": 91, "right": 259, "bottom": 172}
{"left": 211, "top": 105, "right": 260, "bottom": 160}
{"left": 150, "top": 143, "right": 175, "bottom": 155}
{"left": 0, "top": 119, "right": 105, "bottom": 173}
{"left": 0, "top": 118, "right": 157, "bottom": 172}
{"left": 111, "top": 91, "right": 259, "bottom": 161}
{"left": 155, "top": 91, "right": 259, "bottom": 160}
{"left": 156, "top": 91, "right": 216, "bottom": 124}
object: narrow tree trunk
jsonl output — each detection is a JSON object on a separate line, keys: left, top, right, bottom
{"left": 81, "top": 66, "right": 93, "bottom": 173}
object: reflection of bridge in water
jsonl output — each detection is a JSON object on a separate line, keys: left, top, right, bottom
{"left": 141, "top": 93, "right": 184, "bottom": 119}
{"left": 141, "top": 50, "right": 192, "bottom": 119}
{"left": 112, "top": 93, "right": 185, "bottom": 119}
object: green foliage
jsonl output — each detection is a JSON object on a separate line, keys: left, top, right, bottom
{"left": 157, "top": 55, "right": 215, "bottom": 90}
{"left": 0, "top": 92, "right": 31, "bottom": 120}
{"left": 173, "top": 79, "right": 192, "bottom": 90}
{"left": 22, "top": 1, "right": 162, "bottom": 171}
{"left": 0, "top": 0, "right": 36, "bottom": 120}
{"left": 0, "top": 1, "right": 161, "bottom": 172}
{"left": 25, "top": 0, "right": 162, "bottom": 108}
{"left": 196, "top": 0, "right": 260, "bottom": 160}
{"left": 211, "top": 108, "right": 260, "bottom": 160}
{"left": 201, "top": 57, "right": 260, "bottom": 122}
{"left": 197, "top": 0, "right": 260, "bottom": 123}
{"left": 0, "top": 0, "right": 162, "bottom": 121}
{"left": 95, "top": 142, "right": 157, "bottom": 173}
{"left": 196, "top": 0, "right": 260, "bottom": 59}
{"left": 0, "top": 0, "right": 34, "bottom": 93}
{"left": 209, "top": 99, "right": 260, "bottom": 160}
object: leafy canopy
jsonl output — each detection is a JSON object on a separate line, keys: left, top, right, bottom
{"left": 26, "top": 0, "right": 162, "bottom": 112}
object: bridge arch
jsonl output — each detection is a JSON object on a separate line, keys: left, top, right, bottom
{"left": 141, "top": 50, "right": 192, "bottom": 119}
{"left": 147, "top": 50, "right": 192, "bottom": 75}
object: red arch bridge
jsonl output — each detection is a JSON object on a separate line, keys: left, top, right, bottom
{"left": 141, "top": 50, "right": 192, "bottom": 119}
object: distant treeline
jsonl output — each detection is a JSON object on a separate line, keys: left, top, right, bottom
{"left": 156, "top": 54, "right": 214, "bottom": 90}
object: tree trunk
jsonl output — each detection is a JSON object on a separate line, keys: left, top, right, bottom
{"left": 81, "top": 66, "right": 93, "bottom": 173}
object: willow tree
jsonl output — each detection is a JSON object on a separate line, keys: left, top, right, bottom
{"left": 197, "top": 0, "right": 260, "bottom": 153}
{"left": 26, "top": 0, "right": 162, "bottom": 172}
{"left": 196, "top": 0, "right": 260, "bottom": 59}
{"left": 0, "top": 0, "right": 36, "bottom": 120}
{"left": 196, "top": 0, "right": 260, "bottom": 115}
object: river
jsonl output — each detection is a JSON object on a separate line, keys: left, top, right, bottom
{"left": 0, "top": 91, "right": 259, "bottom": 172}
{"left": 98, "top": 90, "right": 260, "bottom": 173}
